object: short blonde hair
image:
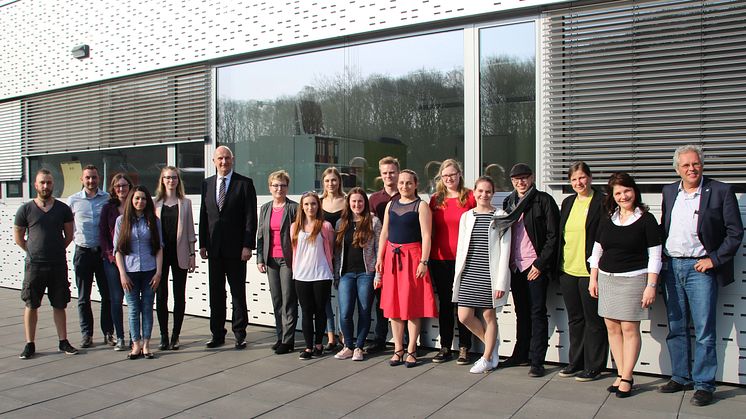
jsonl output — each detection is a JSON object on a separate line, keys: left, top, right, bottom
{"left": 268, "top": 170, "right": 290, "bottom": 187}
{"left": 378, "top": 156, "right": 400, "bottom": 170}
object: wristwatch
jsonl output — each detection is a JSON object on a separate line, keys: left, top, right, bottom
{"left": 420, "top": 259, "right": 429, "bottom": 266}
{"left": 647, "top": 283, "right": 657, "bottom": 288}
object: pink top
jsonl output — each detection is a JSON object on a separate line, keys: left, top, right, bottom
{"left": 510, "top": 214, "right": 538, "bottom": 272}
{"left": 269, "top": 206, "right": 284, "bottom": 258}
{"left": 429, "top": 191, "right": 476, "bottom": 260}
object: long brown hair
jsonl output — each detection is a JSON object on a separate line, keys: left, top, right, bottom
{"left": 335, "top": 187, "right": 374, "bottom": 249}
{"left": 116, "top": 185, "right": 161, "bottom": 256}
{"left": 292, "top": 192, "right": 324, "bottom": 247}
{"left": 432, "top": 159, "right": 470, "bottom": 208}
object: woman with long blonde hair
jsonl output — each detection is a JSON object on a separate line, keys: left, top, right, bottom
{"left": 429, "top": 159, "right": 476, "bottom": 365}
{"left": 320, "top": 166, "right": 345, "bottom": 350}
{"left": 153, "top": 166, "right": 196, "bottom": 351}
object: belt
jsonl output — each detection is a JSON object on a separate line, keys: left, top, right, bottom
{"left": 671, "top": 256, "right": 703, "bottom": 260}
{"left": 77, "top": 245, "right": 101, "bottom": 253}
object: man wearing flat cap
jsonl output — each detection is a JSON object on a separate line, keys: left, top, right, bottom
{"left": 500, "top": 163, "right": 559, "bottom": 377}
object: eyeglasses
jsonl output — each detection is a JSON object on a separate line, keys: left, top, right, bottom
{"left": 114, "top": 184, "right": 130, "bottom": 189}
{"left": 440, "top": 173, "right": 460, "bottom": 179}
{"left": 511, "top": 176, "right": 531, "bottom": 183}
{"left": 270, "top": 184, "right": 288, "bottom": 189}
{"left": 163, "top": 176, "right": 179, "bottom": 180}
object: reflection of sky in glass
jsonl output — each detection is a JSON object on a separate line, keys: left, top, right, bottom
{"left": 480, "top": 22, "right": 535, "bottom": 61}
{"left": 219, "top": 30, "right": 463, "bottom": 101}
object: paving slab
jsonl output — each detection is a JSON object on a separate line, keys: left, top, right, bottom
{"left": 0, "top": 286, "right": 742, "bottom": 419}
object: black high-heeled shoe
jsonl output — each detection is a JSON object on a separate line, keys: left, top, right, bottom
{"left": 405, "top": 352, "right": 418, "bottom": 368}
{"left": 389, "top": 350, "right": 405, "bottom": 366}
{"left": 615, "top": 377, "right": 634, "bottom": 398}
{"left": 607, "top": 375, "right": 622, "bottom": 393}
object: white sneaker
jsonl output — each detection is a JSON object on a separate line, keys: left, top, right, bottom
{"left": 352, "top": 348, "right": 364, "bottom": 361}
{"left": 490, "top": 341, "right": 499, "bottom": 369}
{"left": 334, "top": 347, "right": 353, "bottom": 359}
{"left": 470, "top": 357, "right": 493, "bottom": 374}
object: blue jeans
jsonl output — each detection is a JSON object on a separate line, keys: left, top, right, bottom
{"left": 124, "top": 270, "right": 156, "bottom": 342}
{"left": 103, "top": 259, "right": 125, "bottom": 339}
{"left": 662, "top": 258, "right": 718, "bottom": 393}
{"left": 73, "top": 246, "right": 113, "bottom": 338}
{"left": 338, "top": 272, "right": 374, "bottom": 349}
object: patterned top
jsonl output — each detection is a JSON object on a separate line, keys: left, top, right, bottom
{"left": 457, "top": 210, "right": 495, "bottom": 308}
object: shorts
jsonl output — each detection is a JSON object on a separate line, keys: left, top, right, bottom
{"left": 21, "top": 262, "right": 71, "bottom": 309}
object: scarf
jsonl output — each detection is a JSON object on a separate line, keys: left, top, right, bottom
{"left": 493, "top": 186, "right": 537, "bottom": 238}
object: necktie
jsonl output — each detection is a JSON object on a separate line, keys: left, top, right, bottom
{"left": 218, "top": 177, "right": 226, "bottom": 211}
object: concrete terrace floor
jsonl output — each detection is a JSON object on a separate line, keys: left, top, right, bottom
{"left": 0, "top": 287, "right": 743, "bottom": 419}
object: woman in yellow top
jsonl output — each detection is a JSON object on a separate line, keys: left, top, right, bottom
{"left": 557, "top": 162, "right": 608, "bottom": 382}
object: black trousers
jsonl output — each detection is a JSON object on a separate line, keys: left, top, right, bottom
{"left": 295, "top": 280, "right": 331, "bottom": 349}
{"left": 156, "top": 250, "right": 188, "bottom": 338}
{"left": 510, "top": 267, "right": 549, "bottom": 367}
{"left": 371, "top": 287, "right": 389, "bottom": 343}
{"left": 559, "top": 272, "right": 608, "bottom": 372}
{"left": 208, "top": 257, "right": 248, "bottom": 339}
{"left": 430, "top": 260, "right": 472, "bottom": 349}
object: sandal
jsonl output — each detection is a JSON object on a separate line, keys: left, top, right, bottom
{"left": 615, "top": 377, "right": 634, "bottom": 398}
{"left": 389, "top": 349, "right": 405, "bottom": 366}
{"left": 607, "top": 375, "right": 622, "bottom": 393}
{"left": 126, "top": 351, "right": 142, "bottom": 360}
{"left": 405, "top": 352, "right": 418, "bottom": 368}
{"left": 143, "top": 351, "right": 155, "bottom": 359}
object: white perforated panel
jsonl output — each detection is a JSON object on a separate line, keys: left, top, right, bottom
{"left": 0, "top": 0, "right": 568, "bottom": 99}
{"left": 2, "top": 194, "right": 744, "bottom": 384}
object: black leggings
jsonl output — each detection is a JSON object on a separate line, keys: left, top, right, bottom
{"left": 295, "top": 280, "right": 331, "bottom": 349}
{"left": 156, "top": 250, "right": 188, "bottom": 338}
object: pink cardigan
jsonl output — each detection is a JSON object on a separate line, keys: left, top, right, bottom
{"left": 155, "top": 197, "right": 197, "bottom": 270}
{"left": 289, "top": 221, "right": 335, "bottom": 274}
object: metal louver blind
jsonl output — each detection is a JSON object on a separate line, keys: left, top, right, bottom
{"left": 0, "top": 100, "right": 22, "bottom": 181}
{"left": 23, "top": 66, "right": 210, "bottom": 156}
{"left": 542, "top": 0, "right": 746, "bottom": 185}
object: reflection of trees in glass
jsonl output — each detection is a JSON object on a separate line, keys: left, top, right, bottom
{"left": 217, "top": 65, "right": 463, "bottom": 190}
{"left": 480, "top": 54, "right": 535, "bottom": 188}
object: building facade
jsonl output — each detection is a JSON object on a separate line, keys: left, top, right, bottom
{"left": 1, "top": 0, "right": 744, "bottom": 383}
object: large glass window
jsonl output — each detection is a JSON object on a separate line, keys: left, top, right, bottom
{"left": 480, "top": 22, "right": 536, "bottom": 191}
{"left": 177, "top": 142, "right": 205, "bottom": 195}
{"left": 217, "top": 31, "right": 464, "bottom": 194}
{"left": 28, "top": 145, "right": 168, "bottom": 199}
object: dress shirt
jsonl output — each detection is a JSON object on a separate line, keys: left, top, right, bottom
{"left": 113, "top": 215, "right": 163, "bottom": 273}
{"left": 664, "top": 180, "right": 706, "bottom": 258}
{"left": 67, "top": 189, "right": 109, "bottom": 248}
{"left": 215, "top": 170, "right": 234, "bottom": 205}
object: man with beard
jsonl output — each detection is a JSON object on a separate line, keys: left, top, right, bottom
{"left": 14, "top": 169, "right": 79, "bottom": 359}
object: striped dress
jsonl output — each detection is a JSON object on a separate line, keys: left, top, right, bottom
{"left": 457, "top": 211, "right": 494, "bottom": 308}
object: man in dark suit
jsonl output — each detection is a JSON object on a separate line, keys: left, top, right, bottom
{"left": 658, "top": 145, "right": 743, "bottom": 406}
{"left": 199, "top": 146, "right": 258, "bottom": 349}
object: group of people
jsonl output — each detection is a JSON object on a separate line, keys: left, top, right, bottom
{"left": 14, "top": 144, "right": 741, "bottom": 407}
{"left": 16, "top": 164, "right": 197, "bottom": 360}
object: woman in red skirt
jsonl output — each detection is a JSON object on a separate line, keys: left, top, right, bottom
{"left": 375, "top": 169, "right": 438, "bottom": 368}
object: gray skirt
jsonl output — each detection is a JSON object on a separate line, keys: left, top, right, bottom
{"left": 598, "top": 272, "right": 649, "bottom": 321}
